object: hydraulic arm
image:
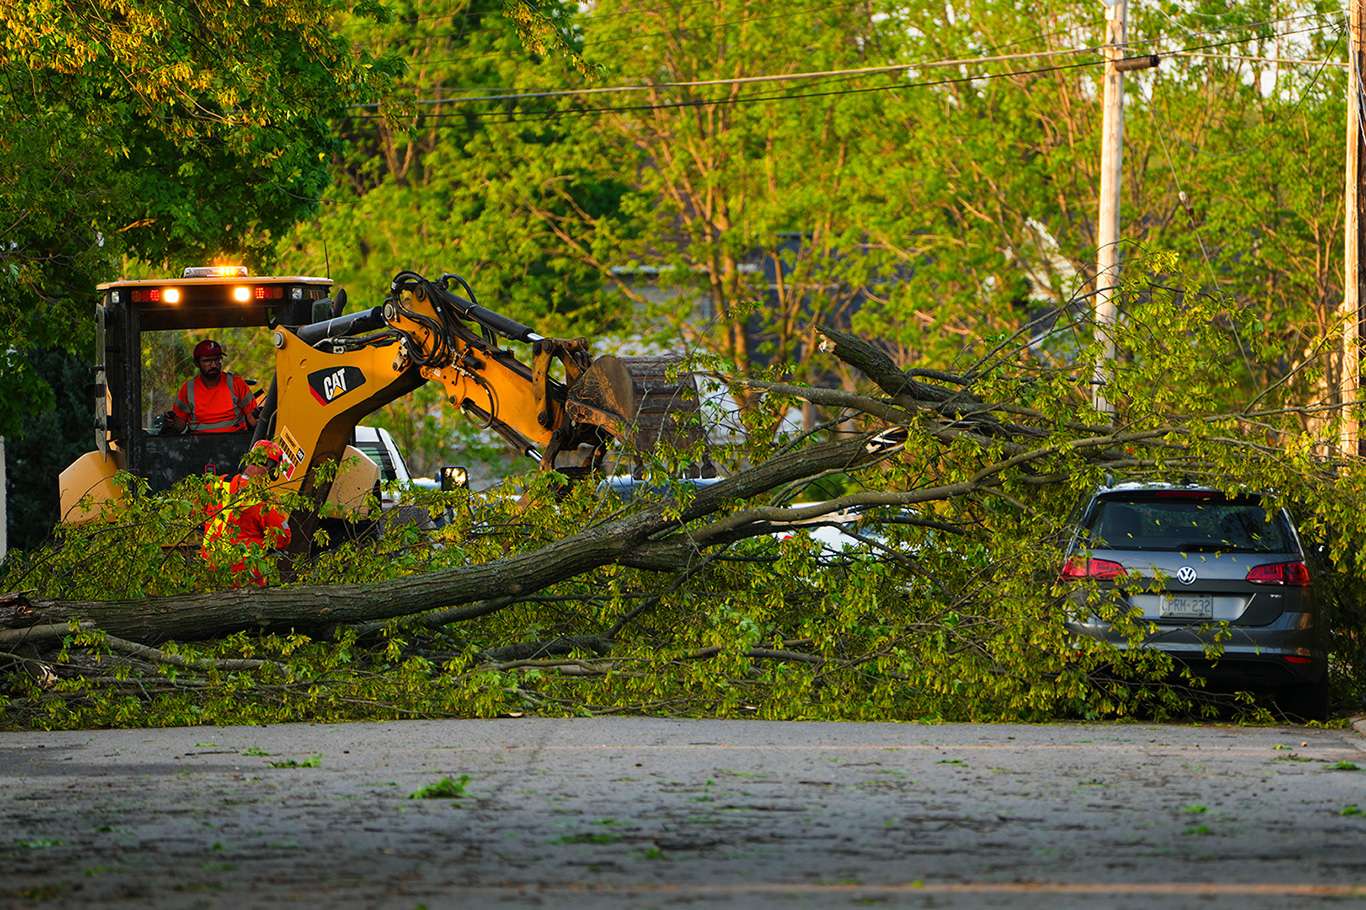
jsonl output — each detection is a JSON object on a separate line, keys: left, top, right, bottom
{"left": 255, "top": 271, "right": 705, "bottom": 501}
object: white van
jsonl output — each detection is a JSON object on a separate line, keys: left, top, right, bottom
{"left": 351, "top": 425, "right": 412, "bottom": 510}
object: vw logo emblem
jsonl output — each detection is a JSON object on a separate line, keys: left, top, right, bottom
{"left": 1177, "top": 566, "right": 1198, "bottom": 585}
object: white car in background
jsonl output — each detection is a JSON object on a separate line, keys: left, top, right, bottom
{"left": 770, "top": 504, "right": 891, "bottom": 561}
{"left": 352, "top": 425, "right": 413, "bottom": 511}
{"left": 594, "top": 479, "right": 903, "bottom": 561}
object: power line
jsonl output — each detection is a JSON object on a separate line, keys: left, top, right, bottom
{"left": 353, "top": 44, "right": 1105, "bottom": 109}
{"left": 351, "top": 56, "right": 1110, "bottom": 122}
{"left": 1127, "top": 21, "right": 1347, "bottom": 194}
{"left": 1284, "top": 22, "right": 1348, "bottom": 121}
{"left": 353, "top": 22, "right": 1336, "bottom": 115}
{"left": 1135, "top": 8, "right": 1339, "bottom": 46}
{"left": 369, "top": 45, "right": 1348, "bottom": 113}
{"left": 1164, "top": 51, "right": 1345, "bottom": 68}
{"left": 385, "top": 23, "right": 1095, "bottom": 98}
{"left": 357, "top": 29, "right": 1330, "bottom": 124}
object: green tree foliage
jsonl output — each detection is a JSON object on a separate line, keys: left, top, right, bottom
{"left": 0, "top": 0, "right": 397, "bottom": 538}
{"left": 4, "top": 350, "right": 93, "bottom": 549}
{"left": 574, "top": 0, "right": 908, "bottom": 395}
{"left": 5, "top": 272, "right": 1364, "bottom": 729}
{"left": 275, "top": 0, "right": 632, "bottom": 476}
{"left": 576, "top": 0, "right": 1346, "bottom": 400}
{"left": 0, "top": 0, "right": 397, "bottom": 421}
{"left": 4, "top": 1, "right": 1362, "bottom": 728}
{"left": 261, "top": 0, "right": 1346, "bottom": 471}
{"left": 320, "top": 0, "right": 1343, "bottom": 417}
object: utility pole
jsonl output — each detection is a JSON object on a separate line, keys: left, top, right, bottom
{"left": 1342, "top": 0, "right": 1365, "bottom": 457}
{"left": 1093, "top": 0, "right": 1127, "bottom": 414}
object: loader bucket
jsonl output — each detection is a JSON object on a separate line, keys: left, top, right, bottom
{"left": 565, "top": 355, "right": 709, "bottom": 475}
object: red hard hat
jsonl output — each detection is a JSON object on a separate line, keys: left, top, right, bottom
{"left": 193, "top": 339, "right": 225, "bottom": 360}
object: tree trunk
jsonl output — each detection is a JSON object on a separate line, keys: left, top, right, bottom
{"left": 1, "top": 436, "right": 878, "bottom": 643}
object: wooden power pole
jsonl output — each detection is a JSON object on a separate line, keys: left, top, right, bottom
{"left": 1342, "top": 0, "right": 1365, "bottom": 457}
{"left": 1093, "top": 0, "right": 1127, "bottom": 414}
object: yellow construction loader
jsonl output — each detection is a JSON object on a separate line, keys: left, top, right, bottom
{"left": 60, "top": 267, "right": 707, "bottom": 525}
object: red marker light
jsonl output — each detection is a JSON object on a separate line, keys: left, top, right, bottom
{"left": 1245, "top": 561, "right": 1311, "bottom": 586}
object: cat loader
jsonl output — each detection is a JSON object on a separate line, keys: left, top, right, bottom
{"left": 59, "top": 267, "right": 708, "bottom": 526}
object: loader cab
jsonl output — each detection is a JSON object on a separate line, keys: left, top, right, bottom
{"left": 60, "top": 267, "right": 333, "bottom": 521}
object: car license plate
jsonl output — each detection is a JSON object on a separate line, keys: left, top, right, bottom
{"left": 1159, "top": 594, "right": 1213, "bottom": 619}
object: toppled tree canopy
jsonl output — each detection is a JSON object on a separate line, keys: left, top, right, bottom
{"left": 4, "top": 279, "right": 1366, "bottom": 728}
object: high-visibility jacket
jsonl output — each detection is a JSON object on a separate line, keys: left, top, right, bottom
{"left": 172, "top": 372, "right": 254, "bottom": 433}
{"left": 202, "top": 474, "right": 291, "bottom": 587}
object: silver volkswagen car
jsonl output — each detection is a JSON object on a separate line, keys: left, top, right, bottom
{"left": 1065, "top": 483, "right": 1327, "bottom": 720}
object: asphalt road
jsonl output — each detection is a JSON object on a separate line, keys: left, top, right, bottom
{"left": 3, "top": 718, "right": 1366, "bottom": 908}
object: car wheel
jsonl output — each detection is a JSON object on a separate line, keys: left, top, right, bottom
{"left": 1275, "top": 678, "right": 1330, "bottom": 723}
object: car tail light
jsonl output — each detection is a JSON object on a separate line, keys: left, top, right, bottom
{"left": 1061, "top": 555, "right": 1126, "bottom": 580}
{"left": 1245, "top": 560, "right": 1311, "bottom": 586}
{"left": 1283, "top": 655, "right": 1313, "bottom": 665}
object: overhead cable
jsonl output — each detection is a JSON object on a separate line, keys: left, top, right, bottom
{"left": 350, "top": 57, "right": 1109, "bottom": 122}
{"left": 352, "top": 45, "right": 1105, "bottom": 109}
{"left": 350, "top": 22, "right": 1336, "bottom": 121}
{"left": 1163, "top": 51, "right": 1345, "bottom": 67}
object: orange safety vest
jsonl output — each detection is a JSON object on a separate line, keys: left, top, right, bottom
{"left": 174, "top": 373, "right": 253, "bottom": 433}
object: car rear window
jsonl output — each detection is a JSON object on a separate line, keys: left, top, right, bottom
{"left": 1085, "top": 494, "right": 1294, "bottom": 553}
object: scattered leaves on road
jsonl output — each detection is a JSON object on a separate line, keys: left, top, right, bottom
{"left": 268, "top": 755, "right": 321, "bottom": 769}
{"left": 409, "top": 775, "right": 471, "bottom": 799}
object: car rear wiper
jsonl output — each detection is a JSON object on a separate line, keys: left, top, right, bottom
{"left": 1174, "top": 542, "right": 1234, "bottom": 552}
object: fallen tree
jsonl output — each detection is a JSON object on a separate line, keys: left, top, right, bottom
{"left": 5, "top": 281, "right": 1366, "bottom": 727}
{"left": 1, "top": 433, "right": 883, "bottom": 642}
{"left": 1, "top": 327, "right": 1211, "bottom": 644}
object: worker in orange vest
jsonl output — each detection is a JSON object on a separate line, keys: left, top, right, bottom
{"left": 167, "top": 339, "right": 258, "bottom": 434}
{"left": 202, "top": 440, "right": 292, "bottom": 587}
